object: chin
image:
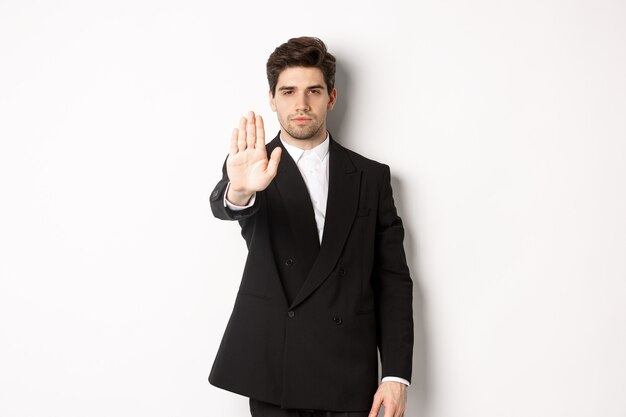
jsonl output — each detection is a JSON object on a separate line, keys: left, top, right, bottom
{"left": 292, "top": 134, "right": 316, "bottom": 140}
{"left": 288, "top": 126, "right": 323, "bottom": 141}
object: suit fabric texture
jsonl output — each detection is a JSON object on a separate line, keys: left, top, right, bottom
{"left": 208, "top": 133, "right": 413, "bottom": 412}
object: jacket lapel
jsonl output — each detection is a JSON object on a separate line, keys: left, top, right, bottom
{"left": 289, "top": 138, "right": 361, "bottom": 309}
{"left": 267, "top": 135, "right": 321, "bottom": 271}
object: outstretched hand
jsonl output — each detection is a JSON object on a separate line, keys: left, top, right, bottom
{"left": 226, "top": 111, "right": 282, "bottom": 205}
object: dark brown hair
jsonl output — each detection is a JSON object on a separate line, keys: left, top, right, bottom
{"left": 266, "top": 37, "right": 336, "bottom": 96}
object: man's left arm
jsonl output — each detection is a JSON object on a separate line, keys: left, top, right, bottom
{"left": 369, "top": 165, "right": 414, "bottom": 417}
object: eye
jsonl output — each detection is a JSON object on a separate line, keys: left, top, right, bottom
{"left": 309, "top": 89, "right": 321, "bottom": 94}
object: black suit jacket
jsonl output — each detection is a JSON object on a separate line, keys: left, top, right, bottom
{"left": 208, "top": 133, "right": 413, "bottom": 412}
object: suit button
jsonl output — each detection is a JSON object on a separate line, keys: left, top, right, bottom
{"left": 287, "top": 310, "right": 295, "bottom": 318}
{"left": 333, "top": 316, "right": 342, "bottom": 325}
{"left": 338, "top": 268, "right": 347, "bottom": 277}
{"left": 284, "top": 258, "right": 294, "bottom": 267}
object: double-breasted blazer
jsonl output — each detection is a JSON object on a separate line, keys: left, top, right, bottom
{"left": 208, "top": 133, "right": 413, "bottom": 412}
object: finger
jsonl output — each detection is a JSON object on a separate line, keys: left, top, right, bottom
{"left": 229, "top": 128, "right": 238, "bottom": 156}
{"left": 246, "top": 111, "right": 256, "bottom": 149}
{"left": 382, "top": 403, "right": 395, "bottom": 417}
{"left": 383, "top": 400, "right": 400, "bottom": 417}
{"left": 368, "top": 395, "right": 383, "bottom": 417}
{"left": 255, "top": 114, "right": 265, "bottom": 149}
{"left": 237, "top": 116, "right": 247, "bottom": 152}
{"left": 266, "top": 147, "right": 282, "bottom": 179}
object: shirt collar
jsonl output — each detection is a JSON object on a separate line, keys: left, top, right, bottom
{"left": 280, "top": 133, "right": 330, "bottom": 164}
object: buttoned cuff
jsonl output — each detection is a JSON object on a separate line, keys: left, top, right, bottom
{"left": 381, "top": 376, "right": 410, "bottom": 387}
{"left": 223, "top": 182, "right": 256, "bottom": 210}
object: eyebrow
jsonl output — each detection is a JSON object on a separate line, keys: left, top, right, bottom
{"left": 277, "top": 84, "right": 326, "bottom": 91}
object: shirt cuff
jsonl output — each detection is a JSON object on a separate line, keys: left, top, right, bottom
{"left": 381, "top": 376, "right": 410, "bottom": 387}
{"left": 223, "top": 182, "right": 256, "bottom": 210}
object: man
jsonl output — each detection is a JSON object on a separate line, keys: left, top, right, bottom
{"left": 208, "top": 37, "right": 413, "bottom": 417}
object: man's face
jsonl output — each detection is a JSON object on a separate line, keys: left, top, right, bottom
{"left": 269, "top": 66, "right": 337, "bottom": 144}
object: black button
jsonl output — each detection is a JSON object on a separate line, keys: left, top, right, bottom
{"left": 333, "top": 316, "right": 342, "bottom": 325}
{"left": 338, "top": 268, "right": 347, "bottom": 277}
{"left": 287, "top": 310, "right": 295, "bottom": 318}
{"left": 284, "top": 258, "right": 294, "bottom": 267}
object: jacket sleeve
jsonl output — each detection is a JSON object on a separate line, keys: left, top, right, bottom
{"left": 373, "top": 165, "right": 414, "bottom": 383}
{"left": 209, "top": 156, "right": 260, "bottom": 221}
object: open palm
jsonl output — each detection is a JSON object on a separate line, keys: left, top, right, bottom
{"left": 226, "top": 111, "right": 281, "bottom": 204}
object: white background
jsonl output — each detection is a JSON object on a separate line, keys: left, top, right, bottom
{"left": 1, "top": 1, "right": 625, "bottom": 416}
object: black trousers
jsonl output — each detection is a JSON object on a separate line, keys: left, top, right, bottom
{"left": 249, "top": 399, "right": 370, "bottom": 417}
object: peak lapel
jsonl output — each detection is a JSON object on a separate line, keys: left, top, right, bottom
{"left": 289, "top": 138, "right": 361, "bottom": 309}
{"left": 269, "top": 135, "right": 321, "bottom": 268}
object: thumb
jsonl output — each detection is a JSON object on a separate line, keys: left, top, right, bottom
{"left": 266, "top": 147, "right": 282, "bottom": 178}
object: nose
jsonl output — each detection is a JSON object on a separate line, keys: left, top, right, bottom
{"left": 295, "top": 92, "right": 310, "bottom": 112}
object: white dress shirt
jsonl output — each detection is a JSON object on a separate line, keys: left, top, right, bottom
{"left": 223, "top": 134, "right": 409, "bottom": 387}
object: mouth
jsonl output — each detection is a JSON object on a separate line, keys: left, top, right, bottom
{"left": 291, "top": 117, "right": 312, "bottom": 125}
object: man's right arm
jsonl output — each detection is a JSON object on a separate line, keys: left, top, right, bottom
{"left": 209, "top": 163, "right": 260, "bottom": 221}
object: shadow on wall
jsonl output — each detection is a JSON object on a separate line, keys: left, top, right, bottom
{"left": 327, "top": 61, "right": 350, "bottom": 144}
{"left": 328, "top": 58, "right": 431, "bottom": 416}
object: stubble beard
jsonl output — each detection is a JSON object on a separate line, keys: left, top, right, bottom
{"left": 281, "top": 117, "right": 325, "bottom": 141}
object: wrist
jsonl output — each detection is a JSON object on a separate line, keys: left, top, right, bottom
{"left": 226, "top": 186, "right": 254, "bottom": 206}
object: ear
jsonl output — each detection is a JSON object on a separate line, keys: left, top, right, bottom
{"left": 327, "top": 88, "right": 337, "bottom": 110}
{"left": 269, "top": 90, "right": 277, "bottom": 112}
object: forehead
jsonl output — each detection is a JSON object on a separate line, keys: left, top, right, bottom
{"left": 276, "top": 66, "right": 327, "bottom": 89}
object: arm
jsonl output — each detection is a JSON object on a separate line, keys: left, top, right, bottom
{"left": 209, "top": 163, "right": 259, "bottom": 221}
{"left": 369, "top": 165, "right": 414, "bottom": 417}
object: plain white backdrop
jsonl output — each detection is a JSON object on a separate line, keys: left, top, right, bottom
{"left": 1, "top": 1, "right": 625, "bottom": 416}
